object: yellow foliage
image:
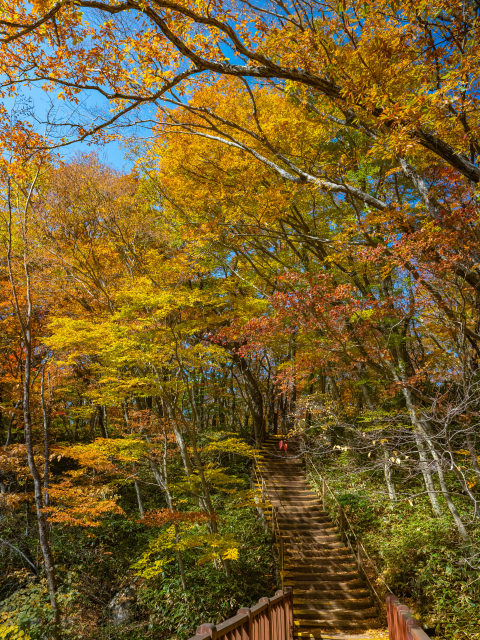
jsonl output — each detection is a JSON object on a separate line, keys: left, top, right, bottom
{"left": 202, "top": 437, "right": 256, "bottom": 458}
{"left": 0, "top": 624, "right": 30, "bottom": 640}
{"left": 133, "top": 524, "right": 240, "bottom": 579}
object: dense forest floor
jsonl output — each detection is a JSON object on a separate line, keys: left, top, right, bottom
{"left": 1, "top": 454, "right": 277, "bottom": 640}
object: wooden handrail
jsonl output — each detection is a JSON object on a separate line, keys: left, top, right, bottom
{"left": 305, "top": 454, "right": 390, "bottom": 609}
{"left": 386, "top": 594, "right": 430, "bottom": 640}
{"left": 252, "top": 458, "right": 285, "bottom": 581}
{"left": 188, "top": 588, "right": 294, "bottom": 640}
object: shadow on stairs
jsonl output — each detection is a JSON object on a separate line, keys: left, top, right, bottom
{"left": 255, "top": 435, "right": 387, "bottom": 640}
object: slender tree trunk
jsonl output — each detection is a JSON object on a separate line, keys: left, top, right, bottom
{"left": 162, "top": 433, "right": 188, "bottom": 592}
{"left": 134, "top": 476, "right": 144, "bottom": 519}
{"left": 414, "top": 432, "right": 442, "bottom": 516}
{"left": 155, "top": 396, "right": 195, "bottom": 478}
{"left": 7, "top": 172, "right": 60, "bottom": 637}
{"left": 381, "top": 444, "right": 397, "bottom": 501}
{"left": 419, "top": 425, "right": 471, "bottom": 542}
{"left": 96, "top": 404, "right": 108, "bottom": 438}
{"left": 25, "top": 492, "right": 30, "bottom": 535}
{"left": 360, "top": 377, "right": 397, "bottom": 501}
{"left": 231, "top": 351, "right": 264, "bottom": 445}
{"left": 147, "top": 428, "right": 188, "bottom": 592}
{"left": 382, "top": 354, "right": 442, "bottom": 515}
{"left": 327, "top": 371, "right": 343, "bottom": 410}
{"left": 40, "top": 367, "right": 50, "bottom": 506}
{"left": 4, "top": 399, "right": 21, "bottom": 447}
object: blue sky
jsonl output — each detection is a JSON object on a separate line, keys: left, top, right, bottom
{"left": 5, "top": 80, "right": 133, "bottom": 172}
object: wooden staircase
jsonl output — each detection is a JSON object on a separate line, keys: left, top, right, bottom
{"left": 255, "top": 436, "right": 383, "bottom": 640}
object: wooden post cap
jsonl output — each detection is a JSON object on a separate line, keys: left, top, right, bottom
{"left": 196, "top": 623, "right": 216, "bottom": 637}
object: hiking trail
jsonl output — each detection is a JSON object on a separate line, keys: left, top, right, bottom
{"left": 255, "top": 435, "right": 383, "bottom": 640}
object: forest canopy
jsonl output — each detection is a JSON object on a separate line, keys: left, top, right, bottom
{"left": 0, "top": 1, "right": 480, "bottom": 639}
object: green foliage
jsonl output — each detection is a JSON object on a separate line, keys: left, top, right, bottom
{"left": 0, "top": 581, "right": 77, "bottom": 640}
{"left": 133, "top": 509, "right": 275, "bottom": 640}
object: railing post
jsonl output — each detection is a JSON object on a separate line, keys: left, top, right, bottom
{"left": 339, "top": 505, "right": 346, "bottom": 544}
{"left": 272, "top": 504, "right": 278, "bottom": 539}
{"left": 237, "top": 607, "right": 251, "bottom": 640}
{"left": 196, "top": 623, "right": 217, "bottom": 640}
{"left": 262, "top": 478, "right": 266, "bottom": 503}
{"left": 275, "top": 590, "right": 288, "bottom": 640}
{"left": 322, "top": 479, "right": 326, "bottom": 510}
{"left": 286, "top": 587, "right": 293, "bottom": 640}
{"left": 357, "top": 541, "right": 363, "bottom": 570}
{"left": 259, "top": 597, "right": 272, "bottom": 640}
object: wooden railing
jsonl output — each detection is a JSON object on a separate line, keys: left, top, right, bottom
{"left": 252, "top": 460, "right": 285, "bottom": 584}
{"left": 386, "top": 594, "right": 430, "bottom": 640}
{"left": 305, "top": 454, "right": 389, "bottom": 613}
{"left": 188, "top": 588, "right": 294, "bottom": 640}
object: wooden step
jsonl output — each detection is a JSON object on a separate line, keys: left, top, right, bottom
{"left": 276, "top": 512, "right": 333, "bottom": 525}
{"left": 275, "top": 511, "right": 330, "bottom": 518}
{"left": 258, "top": 461, "right": 303, "bottom": 466}
{"left": 285, "top": 550, "right": 352, "bottom": 558}
{"left": 294, "top": 609, "right": 377, "bottom": 620}
{"left": 284, "top": 579, "right": 365, "bottom": 590}
{"left": 275, "top": 520, "right": 334, "bottom": 527}
{"left": 293, "top": 598, "right": 374, "bottom": 609}
{"left": 271, "top": 498, "right": 319, "bottom": 503}
{"left": 268, "top": 491, "right": 318, "bottom": 502}
{"left": 284, "top": 571, "right": 360, "bottom": 581}
{"left": 258, "top": 470, "right": 305, "bottom": 475}
{"left": 280, "top": 529, "right": 339, "bottom": 537}
{"left": 284, "top": 542, "right": 347, "bottom": 550}
{"left": 294, "top": 634, "right": 384, "bottom": 640}
{"left": 293, "top": 589, "right": 371, "bottom": 598}
{"left": 294, "top": 620, "right": 382, "bottom": 630}
{"left": 255, "top": 482, "right": 311, "bottom": 488}
{"left": 287, "top": 563, "right": 357, "bottom": 570}
{"left": 286, "top": 559, "right": 357, "bottom": 568}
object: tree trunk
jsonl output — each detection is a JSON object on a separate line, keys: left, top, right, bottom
{"left": 7, "top": 172, "right": 60, "bottom": 637}
{"left": 134, "top": 476, "right": 144, "bottom": 519}
{"left": 381, "top": 444, "right": 397, "bottom": 501}
{"left": 381, "top": 355, "right": 442, "bottom": 516}
{"left": 231, "top": 352, "right": 264, "bottom": 445}
{"left": 419, "top": 424, "right": 471, "bottom": 542}
{"left": 40, "top": 368, "right": 50, "bottom": 506}
{"left": 23, "top": 350, "right": 60, "bottom": 634}
{"left": 360, "top": 378, "right": 397, "bottom": 501}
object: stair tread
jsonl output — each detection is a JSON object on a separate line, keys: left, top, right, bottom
{"left": 294, "top": 622, "right": 382, "bottom": 629}
{"left": 294, "top": 612, "right": 377, "bottom": 619}
{"left": 293, "top": 599, "right": 374, "bottom": 608}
